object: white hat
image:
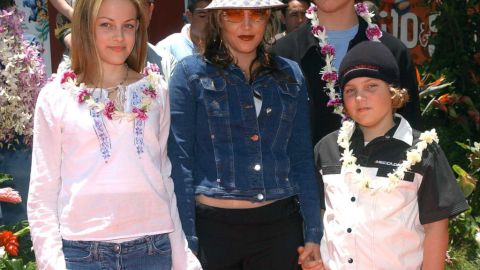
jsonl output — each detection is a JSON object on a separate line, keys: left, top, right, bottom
{"left": 204, "top": 0, "right": 287, "bottom": 9}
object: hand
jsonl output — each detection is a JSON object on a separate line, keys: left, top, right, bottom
{"left": 298, "top": 243, "right": 325, "bottom": 270}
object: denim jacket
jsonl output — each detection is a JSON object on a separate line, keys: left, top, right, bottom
{"left": 168, "top": 55, "right": 322, "bottom": 252}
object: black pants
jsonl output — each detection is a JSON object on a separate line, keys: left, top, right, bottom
{"left": 196, "top": 197, "right": 303, "bottom": 270}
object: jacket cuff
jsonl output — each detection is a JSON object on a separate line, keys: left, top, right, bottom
{"left": 304, "top": 226, "right": 323, "bottom": 244}
{"left": 187, "top": 235, "right": 199, "bottom": 253}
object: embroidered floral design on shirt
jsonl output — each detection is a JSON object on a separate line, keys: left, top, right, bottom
{"left": 90, "top": 102, "right": 112, "bottom": 161}
{"left": 337, "top": 120, "right": 439, "bottom": 193}
{"left": 61, "top": 63, "right": 163, "bottom": 161}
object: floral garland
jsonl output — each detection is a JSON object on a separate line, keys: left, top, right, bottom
{"left": 61, "top": 62, "right": 162, "bottom": 121}
{"left": 305, "top": 2, "right": 383, "bottom": 115}
{"left": 0, "top": 6, "right": 46, "bottom": 147}
{"left": 337, "top": 120, "right": 439, "bottom": 193}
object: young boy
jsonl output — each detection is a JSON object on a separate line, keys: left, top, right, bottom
{"left": 301, "top": 41, "right": 468, "bottom": 270}
{"left": 272, "top": 0, "right": 422, "bottom": 147}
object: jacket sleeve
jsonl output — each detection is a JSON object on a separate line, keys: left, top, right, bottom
{"left": 27, "top": 82, "right": 67, "bottom": 270}
{"left": 157, "top": 79, "right": 202, "bottom": 270}
{"left": 286, "top": 62, "right": 323, "bottom": 244}
{"left": 167, "top": 60, "right": 199, "bottom": 253}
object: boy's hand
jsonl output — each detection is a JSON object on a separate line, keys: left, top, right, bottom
{"left": 298, "top": 243, "right": 325, "bottom": 270}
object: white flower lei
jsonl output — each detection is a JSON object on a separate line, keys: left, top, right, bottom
{"left": 337, "top": 120, "right": 439, "bottom": 193}
{"left": 61, "top": 63, "right": 164, "bottom": 121}
{"left": 305, "top": 3, "right": 383, "bottom": 116}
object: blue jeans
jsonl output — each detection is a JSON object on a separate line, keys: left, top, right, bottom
{"left": 62, "top": 234, "right": 172, "bottom": 270}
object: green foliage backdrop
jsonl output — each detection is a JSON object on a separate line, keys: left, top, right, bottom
{"left": 421, "top": 0, "right": 480, "bottom": 268}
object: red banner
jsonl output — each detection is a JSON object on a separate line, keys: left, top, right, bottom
{"left": 376, "top": 0, "right": 439, "bottom": 65}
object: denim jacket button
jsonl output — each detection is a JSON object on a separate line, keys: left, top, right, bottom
{"left": 113, "top": 244, "right": 121, "bottom": 253}
{"left": 266, "top": 108, "right": 272, "bottom": 114}
{"left": 253, "top": 164, "right": 261, "bottom": 171}
{"left": 256, "top": 193, "right": 264, "bottom": 200}
{"left": 250, "top": 134, "right": 259, "bottom": 141}
{"left": 211, "top": 134, "right": 215, "bottom": 139}
{"left": 216, "top": 178, "right": 221, "bottom": 183}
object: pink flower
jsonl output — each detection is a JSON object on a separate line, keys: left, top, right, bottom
{"left": 77, "top": 88, "right": 90, "bottom": 103}
{"left": 366, "top": 25, "right": 383, "bottom": 40}
{"left": 311, "top": 25, "right": 325, "bottom": 36}
{"left": 61, "top": 70, "right": 77, "bottom": 84}
{"left": 321, "top": 71, "right": 338, "bottom": 82}
{"left": 354, "top": 3, "right": 370, "bottom": 17}
{"left": 306, "top": 5, "right": 317, "bottom": 15}
{"left": 143, "top": 63, "right": 160, "bottom": 75}
{"left": 327, "top": 97, "right": 343, "bottom": 107}
{"left": 103, "top": 100, "right": 116, "bottom": 120}
{"left": 143, "top": 87, "right": 157, "bottom": 98}
{"left": 133, "top": 107, "right": 148, "bottom": 121}
{"left": 321, "top": 44, "right": 336, "bottom": 56}
{"left": 0, "top": 188, "right": 22, "bottom": 204}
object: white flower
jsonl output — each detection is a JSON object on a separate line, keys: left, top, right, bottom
{"left": 0, "top": 246, "right": 4, "bottom": 257}
{"left": 416, "top": 140, "right": 428, "bottom": 151}
{"left": 419, "top": 129, "right": 439, "bottom": 144}
{"left": 387, "top": 173, "right": 400, "bottom": 184}
{"left": 406, "top": 150, "right": 422, "bottom": 165}
{"left": 340, "top": 149, "right": 357, "bottom": 166}
{"left": 475, "top": 231, "right": 480, "bottom": 247}
{"left": 473, "top": 142, "right": 479, "bottom": 152}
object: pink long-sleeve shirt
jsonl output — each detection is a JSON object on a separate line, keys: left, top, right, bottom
{"left": 28, "top": 73, "right": 201, "bottom": 270}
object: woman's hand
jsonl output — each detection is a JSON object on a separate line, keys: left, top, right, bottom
{"left": 298, "top": 243, "right": 325, "bottom": 270}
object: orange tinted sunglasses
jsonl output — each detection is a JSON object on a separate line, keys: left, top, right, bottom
{"left": 221, "top": 9, "right": 270, "bottom": 23}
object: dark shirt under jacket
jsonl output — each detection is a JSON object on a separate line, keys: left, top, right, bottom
{"left": 272, "top": 18, "right": 422, "bottom": 146}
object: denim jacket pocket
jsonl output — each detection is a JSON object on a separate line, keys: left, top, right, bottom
{"left": 198, "top": 76, "right": 235, "bottom": 186}
{"left": 200, "top": 77, "right": 229, "bottom": 117}
{"left": 278, "top": 82, "right": 300, "bottom": 121}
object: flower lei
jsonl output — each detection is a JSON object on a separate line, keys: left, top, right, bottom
{"left": 306, "top": 3, "right": 383, "bottom": 115}
{"left": 61, "top": 62, "right": 162, "bottom": 121}
{"left": 0, "top": 6, "right": 46, "bottom": 147}
{"left": 337, "top": 120, "right": 439, "bottom": 193}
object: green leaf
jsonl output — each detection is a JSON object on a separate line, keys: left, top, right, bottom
{"left": 24, "top": 262, "right": 37, "bottom": 270}
{"left": 456, "top": 141, "right": 471, "bottom": 151}
{"left": 453, "top": 164, "right": 478, "bottom": 197}
{"left": 0, "top": 173, "right": 13, "bottom": 183}
{"left": 13, "top": 226, "right": 30, "bottom": 238}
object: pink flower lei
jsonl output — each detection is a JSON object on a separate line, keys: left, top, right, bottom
{"left": 60, "top": 63, "right": 162, "bottom": 121}
{"left": 306, "top": 2, "right": 382, "bottom": 116}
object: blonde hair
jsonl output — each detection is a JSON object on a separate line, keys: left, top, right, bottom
{"left": 71, "top": 0, "right": 148, "bottom": 84}
{"left": 390, "top": 86, "right": 409, "bottom": 110}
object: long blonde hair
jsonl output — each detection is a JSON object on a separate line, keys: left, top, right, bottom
{"left": 71, "top": 0, "right": 148, "bottom": 84}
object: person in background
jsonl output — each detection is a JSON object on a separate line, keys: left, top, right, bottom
{"left": 168, "top": 0, "right": 323, "bottom": 269}
{"left": 49, "top": 0, "right": 75, "bottom": 73}
{"left": 27, "top": 0, "right": 200, "bottom": 269}
{"left": 301, "top": 41, "right": 468, "bottom": 270}
{"left": 274, "top": 0, "right": 309, "bottom": 40}
{"left": 272, "top": 0, "right": 421, "bottom": 147}
{"left": 155, "top": 0, "right": 211, "bottom": 63}
{"left": 51, "top": 0, "right": 175, "bottom": 82}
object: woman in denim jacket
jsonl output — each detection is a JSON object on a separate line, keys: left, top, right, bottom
{"left": 168, "top": 0, "right": 323, "bottom": 269}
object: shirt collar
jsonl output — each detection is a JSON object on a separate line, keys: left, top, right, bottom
{"left": 390, "top": 113, "right": 414, "bottom": 146}
{"left": 304, "top": 16, "right": 369, "bottom": 50}
{"left": 351, "top": 113, "right": 413, "bottom": 147}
